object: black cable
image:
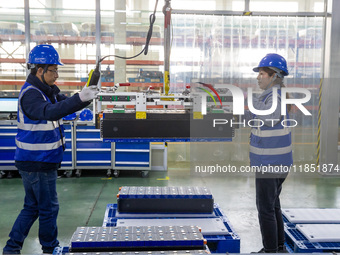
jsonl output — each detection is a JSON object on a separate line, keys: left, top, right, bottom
{"left": 98, "top": 0, "right": 159, "bottom": 63}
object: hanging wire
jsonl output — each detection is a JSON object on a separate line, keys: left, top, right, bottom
{"left": 98, "top": 0, "right": 159, "bottom": 63}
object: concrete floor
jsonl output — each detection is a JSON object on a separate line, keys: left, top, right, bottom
{"left": 0, "top": 164, "right": 340, "bottom": 255}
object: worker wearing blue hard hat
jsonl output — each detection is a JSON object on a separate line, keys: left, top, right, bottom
{"left": 3, "top": 44, "right": 99, "bottom": 254}
{"left": 247, "top": 53, "right": 293, "bottom": 253}
{"left": 28, "top": 44, "right": 64, "bottom": 65}
{"left": 27, "top": 44, "right": 65, "bottom": 86}
{"left": 253, "top": 53, "right": 289, "bottom": 77}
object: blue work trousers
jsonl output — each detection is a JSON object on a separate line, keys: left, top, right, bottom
{"left": 3, "top": 170, "right": 59, "bottom": 254}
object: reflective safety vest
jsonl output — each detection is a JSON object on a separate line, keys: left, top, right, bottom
{"left": 249, "top": 90, "right": 293, "bottom": 167}
{"left": 15, "top": 82, "right": 65, "bottom": 163}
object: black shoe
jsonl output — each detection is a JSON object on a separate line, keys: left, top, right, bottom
{"left": 42, "top": 245, "right": 60, "bottom": 254}
{"left": 278, "top": 245, "right": 288, "bottom": 253}
{"left": 3, "top": 248, "right": 21, "bottom": 254}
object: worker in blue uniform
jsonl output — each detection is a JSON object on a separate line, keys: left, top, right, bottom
{"left": 3, "top": 44, "right": 98, "bottom": 254}
{"left": 247, "top": 53, "right": 293, "bottom": 253}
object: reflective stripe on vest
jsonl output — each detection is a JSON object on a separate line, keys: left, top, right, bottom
{"left": 251, "top": 126, "right": 290, "bottom": 137}
{"left": 249, "top": 144, "right": 292, "bottom": 155}
{"left": 17, "top": 121, "right": 59, "bottom": 131}
{"left": 16, "top": 137, "right": 66, "bottom": 151}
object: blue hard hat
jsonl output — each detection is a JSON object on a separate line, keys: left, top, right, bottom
{"left": 253, "top": 53, "right": 288, "bottom": 76}
{"left": 79, "top": 109, "right": 93, "bottom": 121}
{"left": 28, "top": 44, "right": 64, "bottom": 66}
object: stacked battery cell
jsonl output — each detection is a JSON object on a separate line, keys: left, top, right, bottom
{"left": 117, "top": 186, "right": 214, "bottom": 213}
{"left": 69, "top": 226, "right": 206, "bottom": 252}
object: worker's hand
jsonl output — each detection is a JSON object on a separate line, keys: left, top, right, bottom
{"left": 79, "top": 85, "right": 99, "bottom": 102}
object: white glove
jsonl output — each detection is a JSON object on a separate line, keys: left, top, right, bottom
{"left": 79, "top": 85, "right": 99, "bottom": 102}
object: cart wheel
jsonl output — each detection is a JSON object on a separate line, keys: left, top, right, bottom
{"left": 0, "top": 171, "right": 6, "bottom": 179}
{"left": 113, "top": 170, "right": 120, "bottom": 178}
{"left": 75, "top": 169, "right": 82, "bottom": 178}
{"left": 7, "top": 171, "right": 13, "bottom": 179}
{"left": 141, "top": 171, "right": 149, "bottom": 178}
{"left": 106, "top": 169, "right": 112, "bottom": 177}
{"left": 64, "top": 170, "right": 72, "bottom": 178}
